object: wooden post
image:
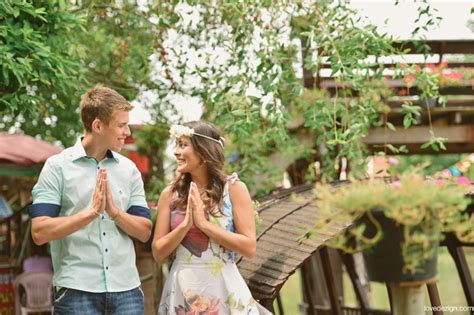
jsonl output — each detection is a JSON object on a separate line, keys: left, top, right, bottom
{"left": 389, "top": 283, "right": 425, "bottom": 315}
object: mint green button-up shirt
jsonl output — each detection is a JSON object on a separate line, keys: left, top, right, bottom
{"left": 31, "top": 139, "right": 149, "bottom": 292}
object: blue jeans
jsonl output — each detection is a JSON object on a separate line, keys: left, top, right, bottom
{"left": 53, "top": 287, "right": 144, "bottom": 315}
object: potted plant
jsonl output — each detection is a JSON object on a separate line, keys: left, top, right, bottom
{"left": 302, "top": 171, "right": 474, "bottom": 313}
{"left": 306, "top": 171, "right": 473, "bottom": 280}
{"left": 401, "top": 62, "right": 473, "bottom": 108}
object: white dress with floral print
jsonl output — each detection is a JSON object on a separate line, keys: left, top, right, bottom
{"left": 158, "top": 175, "right": 271, "bottom": 315}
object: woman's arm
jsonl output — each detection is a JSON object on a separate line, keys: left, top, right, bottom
{"left": 191, "top": 181, "right": 256, "bottom": 258}
{"left": 152, "top": 186, "right": 193, "bottom": 262}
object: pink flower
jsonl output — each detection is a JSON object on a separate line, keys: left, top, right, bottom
{"left": 456, "top": 176, "right": 472, "bottom": 186}
{"left": 387, "top": 157, "right": 400, "bottom": 165}
{"left": 390, "top": 180, "right": 401, "bottom": 188}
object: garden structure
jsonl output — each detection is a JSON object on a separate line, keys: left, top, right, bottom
{"left": 0, "top": 133, "right": 62, "bottom": 314}
{"left": 1, "top": 35, "right": 473, "bottom": 314}
{"left": 0, "top": 134, "right": 63, "bottom": 265}
{"left": 236, "top": 39, "right": 474, "bottom": 314}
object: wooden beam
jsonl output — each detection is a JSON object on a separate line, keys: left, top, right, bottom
{"left": 316, "top": 61, "right": 474, "bottom": 69}
{"left": 364, "top": 125, "right": 474, "bottom": 145}
{"left": 388, "top": 97, "right": 474, "bottom": 109}
{"left": 320, "top": 78, "right": 474, "bottom": 89}
{"left": 393, "top": 40, "right": 474, "bottom": 55}
{"left": 315, "top": 79, "right": 474, "bottom": 96}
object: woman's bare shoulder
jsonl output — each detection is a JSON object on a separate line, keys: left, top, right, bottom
{"left": 159, "top": 186, "right": 174, "bottom": 202}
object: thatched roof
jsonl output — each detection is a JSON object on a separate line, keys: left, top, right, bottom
{"left": 237, "top": 184, "right": 351, "bottom": 300}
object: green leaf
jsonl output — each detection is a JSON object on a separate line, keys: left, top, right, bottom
{"left": 403, "top": 115, "right": 413, "bottom": 129}
{"left": 231, "top": 110, "right": 246, "bottom": 117}
{"left": 420, "top": 142, "right": 431, "bottom": 149}
{"left": 387, "top": 144, "right": 398, "bottom": 153}
{"left": 386, "top": 122, "right": 396, "bottom": 131}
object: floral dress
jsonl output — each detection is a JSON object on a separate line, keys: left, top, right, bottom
{"left": 158, "top": 175, "right": 271, "bottom": 315}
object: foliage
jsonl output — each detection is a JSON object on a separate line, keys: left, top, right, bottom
{"left": 308, "top": 172, "right": 473, "bottom": 273}
{"left": 389, "top": 154, "right": 465, "bottom": 177}
{"left": 0, "top": 0, "right": 85, "bottom": 144}
{"left": 133, "top": 121, "right": 170, "bottom": 203}
{"left": 73, "top": 0, "right": 158, "bottom": 100}
{"left": 1, "top": 0, "right": 159, "bottom": 146}
{"left": 150, "top": 0, "right": 445, "bottom": 192}
{"left": 1, "top": 0, "right": 450, "bottom": 197}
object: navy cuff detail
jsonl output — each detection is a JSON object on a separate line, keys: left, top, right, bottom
{"left": 127, "top": 206, "right": 151, "bottom": 220}
{"left": 28, "top": 203, "right": 61, "bottom": 218}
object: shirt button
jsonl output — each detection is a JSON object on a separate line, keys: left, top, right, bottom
{"left": 103, "top": 232, "right": 106, "bottom": 236}
{"left": 106, "top": 266, "right": 108, "bottom": 270}
{"left": 105, "top": 249, "right": 108, "bottom": 252}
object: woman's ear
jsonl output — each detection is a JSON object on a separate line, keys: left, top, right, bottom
{"left": 91, "top": 118, "right": 101, "bottom": 133}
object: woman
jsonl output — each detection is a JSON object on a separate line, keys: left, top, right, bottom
{"left": 152, "top": 121, "right": 271, "bottom": 314}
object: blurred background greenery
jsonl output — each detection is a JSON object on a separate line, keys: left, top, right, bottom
{"left": 274, "top": 248, "right": 474, "bottom": 314}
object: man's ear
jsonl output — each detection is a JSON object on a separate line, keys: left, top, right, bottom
{"left": 91, "top": 118, "right": 102, "bottom": 133}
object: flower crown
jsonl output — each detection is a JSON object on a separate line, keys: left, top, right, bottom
{"left": 170, "top": 124, "right": 224, "bottom": 148}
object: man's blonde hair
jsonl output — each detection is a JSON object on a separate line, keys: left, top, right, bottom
{"left": 79, "top": 87, "right": 133, "bottom": 132}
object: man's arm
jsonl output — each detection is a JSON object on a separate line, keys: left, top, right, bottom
{"left": 109, "top": 208, "right": 152, "bottom": 243}
{"left": 32, "top": 209, "right": 99, "bottom": 245}
{"left": 104, "top": 168, "right": 152, "bottom": 243}
{"left": 30, "top": 169, "right": 107, "bottom": 245}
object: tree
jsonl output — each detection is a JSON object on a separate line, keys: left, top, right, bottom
{"left": 148, "top": 0, "right": 443, "bottom": 194}
{"left": 1, "top": 0, "right": 164, "bottom": 147}
{"left": 0, "top": 0, "right": 85, "bottom": 144}
{"left": 2, "top": 0, "right": 444, "bottom": 194}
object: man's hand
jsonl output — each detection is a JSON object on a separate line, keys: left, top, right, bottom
{"left": 91, "top": 169, "right": 106, "bottom": 216}
{"left": 104, "top": 169, "right": 120, "bottom": 220}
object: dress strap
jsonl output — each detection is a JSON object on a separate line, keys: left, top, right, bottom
{"left": 224, "top": 172, "right": 239, "bottom": 197}
{"left": 227, "top": 172, "right": 239, "bottom": 184}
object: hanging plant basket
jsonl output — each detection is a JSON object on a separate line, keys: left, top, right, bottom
{"left": 358, "top": 209, "right": 438, "bottom": 283}
{"left": 306, "top": 172, "right": 473, "bottom": 286}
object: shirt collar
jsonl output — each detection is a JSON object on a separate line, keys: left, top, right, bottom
{"left": 70, "top": 138, "right": 119, "bottom": 162}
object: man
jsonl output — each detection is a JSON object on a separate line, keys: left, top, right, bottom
{"left": 29, "top": 87, "right": 152, "bottom": 314}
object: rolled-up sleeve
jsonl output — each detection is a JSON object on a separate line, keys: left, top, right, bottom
{"left": 126, "top": 166, "right": 150, "bottom": 220}
{"left": 29, "top": 159, "right": 62, "bottom": 218}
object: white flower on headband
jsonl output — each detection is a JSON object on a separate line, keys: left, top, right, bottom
{"left": 170, "top": 124, "right": 224, "bottom": 148}
{"left": 170, "top": 125, "right": 195, "bottom": 139}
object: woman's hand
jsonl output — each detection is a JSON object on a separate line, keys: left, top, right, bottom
{"left": 180, "top": 190, "right": 194, "bottom": 230}
{"left": 189, "top": 182, "right": 207, "bottom": 229}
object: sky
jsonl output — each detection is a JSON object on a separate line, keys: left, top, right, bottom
{"left": 350, "top": 0, "right": 473, "bottom": 40}
{"left": 128, "top": 0, "right": 474, "bottom": 125}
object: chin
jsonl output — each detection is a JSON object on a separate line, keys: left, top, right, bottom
{"left": 177, "top": 166, "right": 190, "bottom": 173}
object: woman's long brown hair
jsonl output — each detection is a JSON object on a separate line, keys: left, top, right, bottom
{"left": 170, "top": 121, "right": 227, "bottom": 216}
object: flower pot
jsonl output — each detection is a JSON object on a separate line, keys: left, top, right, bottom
{"left": 419, "top": 96, "right": 437, "bottom": 109}
{"left": 358, "top": 210, "right": 438, "bottom": 283}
